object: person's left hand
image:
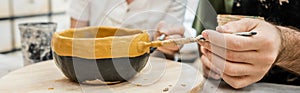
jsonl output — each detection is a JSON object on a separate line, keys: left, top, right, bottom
{"left": 155, "top": 21, "right": 185, "bottom": 56}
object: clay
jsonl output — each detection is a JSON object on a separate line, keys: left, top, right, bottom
{"left": 53, "top": 52, "right": 149, "bottom": 84}
{"left": 52, "top": 26, "right": 151, "bottom": 84}
{"left": 52, "top": 26, "right": 150, "bottom": 59}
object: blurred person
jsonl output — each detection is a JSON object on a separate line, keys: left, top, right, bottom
{"left": 68, "top": 0, "right": 187, "bottom": 59}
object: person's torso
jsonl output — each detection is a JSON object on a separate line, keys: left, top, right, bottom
{"left": 88, "top": 0, "right": 173, "bottom": 30}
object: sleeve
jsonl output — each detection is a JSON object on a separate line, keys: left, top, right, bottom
{"left": 67, "top": 0, "right": 90, "bottom": 21}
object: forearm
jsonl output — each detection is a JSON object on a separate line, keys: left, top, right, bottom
{"left": 275, "top": 26, "right": 300, "bottom": 75}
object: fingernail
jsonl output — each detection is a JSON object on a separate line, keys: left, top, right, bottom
{"left": 216, "top": 26, "right": 223, "bottom": 32}
{"left": 221, "top": 26, "right": 229, "bottom": 31}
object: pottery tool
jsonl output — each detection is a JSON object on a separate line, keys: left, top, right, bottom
{"left": 149, "top": 34, "right": 166, "bottom": 53}
{"left": 139, "top": 31, "right": 257, "bottom": 51}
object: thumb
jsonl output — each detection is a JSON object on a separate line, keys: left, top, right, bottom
{"left": 201, "top": 30, "right": 223, "bottom": 41}
{"left": 216, "top": 18, "right": 260, "bottom": 33}
{"left": 201, "top": 30, "right": 227, "bottom": 48}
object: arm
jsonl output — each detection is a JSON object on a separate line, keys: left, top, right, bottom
{"left": 155, "top": 0, "right": 187, "bottom": 57}
{"left": 68, "top": 0, "right": 90, "bottom": 28}
{"left": 275, "top": 26, "right": 300, "bottom": 75}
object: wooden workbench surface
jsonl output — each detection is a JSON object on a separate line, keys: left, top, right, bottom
{"left": 0, "top": 57, "right": 204, "bottom": 93}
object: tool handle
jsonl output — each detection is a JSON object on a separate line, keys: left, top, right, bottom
{"left": 196, "top": 31, "right": 257, "bottom": 41}
{"left": 149, "top": 34, "right": 166, "bottom": 53}
{"left": 141, "top": 31, "right": 258, "bottom": 52}
{"left": 143, "top": 37, "right": 198, "bottom": 48}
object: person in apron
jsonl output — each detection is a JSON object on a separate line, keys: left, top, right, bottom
{"left": 68, "top": 0, "right": 187, "bottom": 60}
{"left": 194, "top": 0, "right": 300, "bottom": 89}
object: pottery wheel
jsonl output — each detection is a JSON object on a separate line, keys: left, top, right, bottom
{"left": 0, "top": 57, "right": 204, "bottom": 93}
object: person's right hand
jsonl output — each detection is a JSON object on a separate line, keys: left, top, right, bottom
{"left": 198, "top": 18, "right": 282, "bottom": 89}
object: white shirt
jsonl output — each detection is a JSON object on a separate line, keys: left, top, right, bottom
{"left": 68, "top": 0, "right": 187, "bottom": 31}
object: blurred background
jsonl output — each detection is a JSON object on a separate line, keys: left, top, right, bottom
{"left": 0, "top": 0, "right": 199, "bottom": 77}
{"left": 0, "top": 0, "right": 70, "bottom": 77}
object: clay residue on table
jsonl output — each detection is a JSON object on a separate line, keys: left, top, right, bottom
{"left": 83, "top": 79, "right": 121, "bottom": 85}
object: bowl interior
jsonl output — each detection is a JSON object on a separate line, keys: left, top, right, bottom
{"left": 52, "top": 26, "right": 150, "bottom": 59}
{"left": 58, "top": 26, "right": 144, "bottom": 39}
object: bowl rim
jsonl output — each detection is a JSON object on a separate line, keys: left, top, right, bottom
{"left": 51, "top": 26, "right": 151, "bottom": 59}
{"left": 54, "top": 26, "right": 146, "bottom": 40}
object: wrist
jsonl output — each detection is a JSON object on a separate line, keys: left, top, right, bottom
{"left": 274, "top": 26, "right": 300, "bottom": 75}
{"left": 275, "top": 26, "right": 300, "bottom": 62}
{"left": 274, "top": 26, "right": 286, "bottom": 63}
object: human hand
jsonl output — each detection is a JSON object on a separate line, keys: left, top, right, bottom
{"left": 198, "top": 18, "right": 282, "bottom": 89}
{"left": 155, "top": 21, "right": 185, "bottom": 56}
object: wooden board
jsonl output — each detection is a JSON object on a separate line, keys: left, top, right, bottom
{"left": 0, "top": 57, "right": 204, "bottom": 93}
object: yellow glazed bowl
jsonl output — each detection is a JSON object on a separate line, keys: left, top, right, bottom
{"left": 51, "top": 26, "right": 150, "bottom": 84}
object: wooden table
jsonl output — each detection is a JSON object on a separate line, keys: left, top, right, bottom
{"left": 0, "top": 57, "right": 204, "bottom": 93}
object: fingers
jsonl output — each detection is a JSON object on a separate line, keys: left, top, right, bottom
{"left": 201, "top": 55, "right": 221, "bottom": 74}
{"left": 201, "top": 19, "right": 262, "bottom": 51}
{"left": 157, "top": 34, "right": 182, "bottom": 55}
{"left": 201, "top": 55, "right": 221, "bottom": 79}
{"left": 154, "top": 22, "right": 187, "bottom": 58}
{"left": 165, "top": 34, "right": 182, "bottom": 40}
{"left": 158, "top": 45, "right": 180, "bottom": 52}
{"left": 201, "top": 30, "right": 259, "bottom": 51}
{"left": 202, "top": 49, "right": 260, "bottom": 89}
{"left": 157, "top": 46, "right": 180, "bottom": 56}
{"left": 163, "top": 26, "right": 184, "bottom": 36}
{"left": 222, "top": 74, "right": 256, "bottom": 89}
{"left": 203, "top": 65, "right": 221, "bottom": 80}
{"left": 204, "top": 50, "right": 255, "bottom": 76}
{"left": 200, "top": 46, "right": 208, "bottom": 55}
{"left": 199, "top": 41, "right": 261, "bottom": 63}
{"left": 155, "top": 21, "right": 184, "bottom": 37}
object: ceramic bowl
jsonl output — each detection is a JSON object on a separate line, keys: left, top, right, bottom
{"left": 51, "top": 26, "right": 150, "bottom": 84}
